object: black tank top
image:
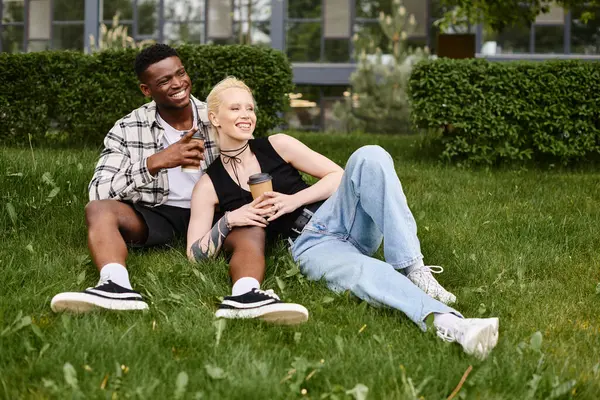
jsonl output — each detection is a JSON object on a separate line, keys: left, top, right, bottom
{"left": 206, "top": 138, "right": 321, "bottom": 240}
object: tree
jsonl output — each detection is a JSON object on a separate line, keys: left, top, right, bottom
{"left": 333, "top": 0, "right": 429, "bottom": 133}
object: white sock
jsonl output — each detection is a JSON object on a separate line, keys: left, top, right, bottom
{"left": 99, "top": 263, "right": 132, "bottom": 290}
{"left": 433, "top": 312, "right": 462, "bottom": 330}
{"left": 231, "top": 277, "right": 260, "bottom": 296}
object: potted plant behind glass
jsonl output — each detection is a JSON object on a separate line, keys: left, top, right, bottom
{"left": 435, "top": 7, "right": 476, "bottom": 59}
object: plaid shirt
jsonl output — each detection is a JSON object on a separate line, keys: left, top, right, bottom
{"left": 88, "top": 96, "right": 219, "bottom": 207}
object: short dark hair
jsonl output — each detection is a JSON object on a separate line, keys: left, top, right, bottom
{"left": 134, "top": 44, "right": 179, "bottom": 80}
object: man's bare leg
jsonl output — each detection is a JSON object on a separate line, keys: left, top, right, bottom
{"left": 50, "top": 200, "right": 150, "bottom": 313}
{"left": 85, "top": 199, "right": 148, "bottom": 270}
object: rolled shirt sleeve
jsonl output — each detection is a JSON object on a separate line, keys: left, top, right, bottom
{"left": 88, "top": 126, "right": 156, "bottom": 202}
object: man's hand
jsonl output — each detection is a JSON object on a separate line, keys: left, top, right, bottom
{"left": 227, "top": 195, "right": 272, "bottom": 228}
{"left": 255, "top": 192, "right": 302, "bottom": 222}
{"left": 147, "top": 128, "right": 205, "bottom": 176}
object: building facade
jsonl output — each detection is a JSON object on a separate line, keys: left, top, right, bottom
{"left": 1, "top": 0, "right": 599, "bottom": 130}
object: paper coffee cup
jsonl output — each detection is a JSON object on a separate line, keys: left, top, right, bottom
{"left": 247, "top": 173, "right": 273, "bottom": 199}
{"left": 182, "top": 131, "right": 204, "bottom": 173}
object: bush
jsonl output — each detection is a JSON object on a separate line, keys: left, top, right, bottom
{"left": 0, "top": 45, "right": 293, "bottom": 146}
{"left": 409, "top": 59, "right": 600, "bottom": 165}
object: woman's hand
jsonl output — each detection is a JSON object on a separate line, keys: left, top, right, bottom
{"left": 255, "top": 191, "right": 302, "bottom": 222}
{"left": 227, "top": 195, "right": 272, "bottom": 228}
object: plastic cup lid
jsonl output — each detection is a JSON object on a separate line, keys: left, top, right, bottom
{"left": 190, "top": 126, "right": 202, "bottom": 139}
{"left": 247, "top": 173, "right": 272, "bottom": 185}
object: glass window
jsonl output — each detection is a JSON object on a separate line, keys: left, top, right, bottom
{"left": 571, "top": 6, "right": 600, "bottom": 55}
{"left": 324, "top": 38, "right": 349, "bottom": 62}
{"left": 353, "top": 22, "right": 379, "bottom": 47}
{"left": 429, "top": 0, "right": 449, "bottom": 20}
{"left": 137, "top": 0, "right": 158, "bottom": 36}
{"left": 404, "top": 0, "right": 427, "bottom": 37}
{"left": 210, "top": 21, "right": 254, "bottom": 45}
{"left": 234, "top": 0, "right": 271, "bottom": 22}
{"left": 353, "top": 22, "right": 393, "bottom": 54}
{"left": 54, "top": 0, "right": 85, "bottom": 21}
{"left": 322, "top": 85, "right": 346, "bottom": 97}
{"left": 209, "top": 36, "right": 237, "bottom": 45}
{"left": 94, "top": 21, "right": 134, "bottom": 47}
{"left": 232, "top": 21, "right": 272, "bottom": 45}
{"left": 2, "top": 0, "right": 25, "bottom": 23}
{"left": 534, "top": 25, "right": 564, "bottom": 53}
{"left": 252, "top": 21, "right": 271, "bottom": 45}
{"left": 286, "top": 22, "right": 322, "bottom": 62}
{"left": 354, "top": 19, "right": 428, "bottom": 55}
{"left": 288, "top": 0, "right": 321, "bottom": 19}
{"left": 28, "top": 40, "right": 50, "bottom": 52}
{"left": 166, "top": 0, "right": 204, "bottom": 21}
{"left": 483, "top": 24, "right": 530, "bottom": 54}
{"left": 102, "top": 0, "right": 133, "bottom": 20}
{"left": 1, "top": 25, "right": 24, "bottom": 52}
{"left": 428, "top": 22, "right": 440, "bottom": 53}
{"left": 355, "top": 0, "right": 391, "bottom": 19}
{"left": 52, "top": 24, "right": 84, "bottom": 50}
{"left": 234, "top": 21, "right": 249, "bottom": 44}
{"left": 407, "top": 36, "right": 427, "bottom": 51}
{"left": 286, "top": 85, "right": 321, "bottom": 130}
{"left": 535, "top": 5, "right": 564, "bottom": 25}
{"left": 164, "top": 22, "right": 205, "bottom": 44}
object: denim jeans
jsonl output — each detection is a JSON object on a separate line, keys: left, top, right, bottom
{"left": 291, "top": 146, "right": 460, "bottom": 330}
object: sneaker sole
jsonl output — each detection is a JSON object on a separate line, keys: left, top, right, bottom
{"left": 215, "top": 303, "right": 309, "bottom": 325}
{"left": 50, "top": 292, "right": 149, "bottom": 313}
{"left": 461, "top": 318, "right": 499, "bottom": 359}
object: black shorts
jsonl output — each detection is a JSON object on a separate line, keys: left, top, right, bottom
{"left": 127, "top": 202, "right": 191, "bottom": 247}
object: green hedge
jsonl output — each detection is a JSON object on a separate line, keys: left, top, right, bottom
{"left": 409, "top": 59, "right": 600, "bottom": 165}
{"left": 0, "top": 45, "right": 293, "bottom": 145}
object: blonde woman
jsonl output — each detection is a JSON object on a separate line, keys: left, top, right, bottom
{"left": 187, "top": 77, "right": 499, "bottom": 358}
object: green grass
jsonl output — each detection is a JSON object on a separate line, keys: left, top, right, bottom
{"left": 1, "top": 133, "right": 599, "bottom": 399}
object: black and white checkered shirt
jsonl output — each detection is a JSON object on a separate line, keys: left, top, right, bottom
{"left": 88, "top": 95, "right": 219, "bottom": 207}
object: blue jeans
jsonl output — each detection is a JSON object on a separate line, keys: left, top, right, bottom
{"left": 291, "top": 146, "right": 460, "bottom": 330}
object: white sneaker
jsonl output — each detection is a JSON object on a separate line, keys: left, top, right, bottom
{"left": 436, "top": 317, "right": 499, "bottom": 359}
{"left": 215, "top": 288, "right": 309, "bottom": 325}
{"left": 407, "top": 265, "right": 457, "bottom": 305}
{"left": 50, "top": 279, "right": 148, "bottom": 313}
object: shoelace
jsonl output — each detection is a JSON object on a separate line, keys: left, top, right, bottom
{"left": 436, "top": 327, "right": 457, "bottom": 342}
{"left": 407, "top": 265, "right": 444, "bottom": 279}
{"left": 89, "top": 276, "right": 110, "bottom": 290}
{"left": 254, "top": 288, "right": 280, "bottom": 300}
{"left": 423, "top": 265, "right": 444, "bottom": 274}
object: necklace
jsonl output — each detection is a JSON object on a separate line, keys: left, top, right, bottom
{"left": 220, "top": 142, "right": 250, "bottom": 198}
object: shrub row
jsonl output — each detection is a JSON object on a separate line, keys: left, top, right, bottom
{"left": 0, "top": 45, "right": 293, "bottom": 146}
{"left": 409, "top": 59, "right": 600, "bottom": 165}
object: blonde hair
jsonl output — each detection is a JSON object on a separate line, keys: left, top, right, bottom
{"left": 206, "top": 76, "right": 256, "bottom": 140}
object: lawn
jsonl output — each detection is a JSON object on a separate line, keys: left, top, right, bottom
{"left": 1, "top": 133, "right": 599, "bottom": 399}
